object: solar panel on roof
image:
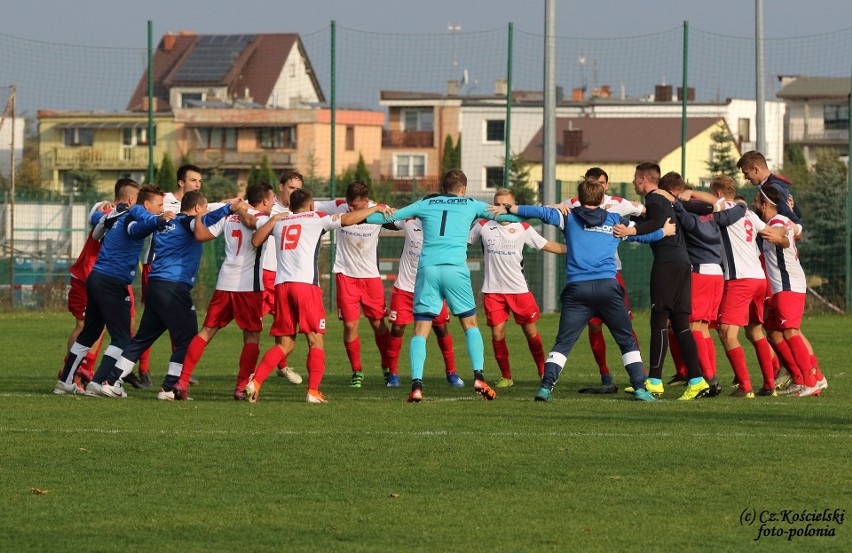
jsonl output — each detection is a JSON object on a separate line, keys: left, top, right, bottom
{"left": 173, "top": 34, "right": 255, "bottom": 83}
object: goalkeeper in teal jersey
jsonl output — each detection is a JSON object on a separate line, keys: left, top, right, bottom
{"left": 367, "top": 169, "right": 520, "bottom": 402}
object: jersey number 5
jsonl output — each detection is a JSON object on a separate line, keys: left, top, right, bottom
{"left": 280, "top": 224, "right": 302, "bottom": 250}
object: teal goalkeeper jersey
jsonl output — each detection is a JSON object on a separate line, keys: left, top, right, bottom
{"left": 367, "top": 194, "right": 518, "bottom": 269}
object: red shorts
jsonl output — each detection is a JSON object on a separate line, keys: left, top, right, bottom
{"left": 483, "top": 291, "right": 540, "bottom": 327}
{"left": 690, "top": 272, "right": 724, "bottom": 323}
{"left": 718, "top": 279, "right": 766, "bottom": 327}
{"left": 388, "top": 287, "right": 450, "bottom": 326}
{"left": 764, "top": 291, "right": 805, "bottom": 331}
{"left": 68, "top": 277, "right": 87, "bottom": 319}
{"left": 271, "top": 282, "right": 327, "bottom": 336}
{"left": 203, "top": 289, "right": 264, "bottom": 332}
{"left": 141, "top": 263, "right": 152, "bottom": 303}
{"left": 335, "top": 273, "right": 387, "bottom": 322}
{"left": 590, "top": 272, "right": 631, "bottom": 325}
{"left": 262, "top": 269, "right": 276, "bottom": 316}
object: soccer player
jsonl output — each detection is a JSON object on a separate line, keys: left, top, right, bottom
{"left": 62, "top": 179, "right": 137, "bottom": 388}
{"left": 372, "top": 169, "right": 518, "bottom": 403}
{"left": 331, "top": 181, "right": 394, "bottom": 388}
{"left": 385, "top": 217, "right": 462, "bottom": 388}
{"left": 110, "top": 192, "right": 241, "bottom": 399}
{"left": 707, "top": 177, "right": 780, "bottom": 397}
{"left": 752, "top": 185, "right": 823, "bottom": 397}
{"left": 243, "top": 188, "right": 392, "bottom": 403}
{"left": 56, "top": 184, "right": 174, "bottom": 396}
{"left": 469, "top": 188, "right": 565, "bottom": 388}
{"left": 171, "top": 183, "right": 274, "bottom": 400}
{"left": 737, "top": 151, "right": 801, "bottom": 224}
{"left": 659, "top": 174, "right": 747, "bottom": 397}
{"left": 565, "top": 167, "right": 644, "bottom": 393}
{"left": 614, "top": 163, "right": 710, "bottom": 400}
{"left": 501, "top": 177, "right": 672, "bottom": 402}
{"left": 127, "top": 164, "right": 204, "bottom": 389}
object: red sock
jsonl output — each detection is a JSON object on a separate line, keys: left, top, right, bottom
{"left": 374, "top": 329, "right": 391, "bottom": 370}
{"left": 306, "top": 347, "right": 325, "bottom": 391}
{"left": 753, "top": 338, "right": 775, "bottom": 390}
{"left": 236, "top": 343, "right": 260, "bottom": 390}
{"left": 810, "top": 355, "right": 824, "bottom": 381}
{"left": 704, "top": 336, "right": 717, "bottom": 379}
{"left": 177, "top": 335, "right": 208, "bottom": 389}
{"left": 344, "top": 337, "right": 362, "bottom": 373}
{"left": 139, "top": 347, "right": 151, "bottom": 373}
{"left": 669, "top": 328, "right": 687, "bottom": 378}
{"left": 771, "top": 339, "right": 803, "bottom": 384}
{"left": 589, "top": 328, "right": 609, "bottom": 376}
{"left": 386, "top": 334, "right": 403, "bottom": 374}
{"left": 692, "top": 330, "right": 713, "bottom": 380}
{"left": 82, "top": 337, "right": 103, "bottom": 371}
{"left": 787, "top": 335, "right": 816, "bottom": 387}
{"left": 492, "top": 338, "right": 511, "bottom": 379}
{"left": 527, "top": 333, "right": 545, "bottom": 377}
{"left": 725, "top": 347, "right": 752, "bottom": 392}
{"left": 277, "top": 355, "right": 289, "bottom": 369}
{"left": 253, "top": 347, "right": 284, "bottom": 385}
{"left": 436, "top": 333, "right": 457, "bottom": 374}
{"left": 771, "top": 353, "right": 780, "bottom": 372}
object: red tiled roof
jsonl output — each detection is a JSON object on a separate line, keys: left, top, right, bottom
{"left": 520, "top": 117, "right": 725, "bottom": 163}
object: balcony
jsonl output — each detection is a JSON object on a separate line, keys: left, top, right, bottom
{"left": 379, "top": 175, "right": 441, "bottom": 194}
{"left": 189, "top": 150, "right": 294, "bottom": 167}
{"left": 785, "top": 127, "right": 849, "bottom": 145}
{"left": 382, "top": 130, "right": 434, "bottom": 148}
{"left": 45, "top": 147, "right": 150, "bottom": 169}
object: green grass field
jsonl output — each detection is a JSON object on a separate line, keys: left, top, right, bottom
{"left": 1, "top": 311, "right": 849, "bottom": 552}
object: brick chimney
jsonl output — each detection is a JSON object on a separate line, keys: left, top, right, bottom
{"left": 563, "top": 126, "right": 583, "bottom": 157}
{"left": 162, "top": 33, "right": 176, "bottom": 52}
{"left": 654, "top": 84, "right": 673, "bottom": 102}
{"left": 494, "top": 79, "right": 508, "bottom": 96}
{"left": 447, "top": 80, "right": 459, "bottom": 96}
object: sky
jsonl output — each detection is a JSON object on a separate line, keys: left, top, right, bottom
{"left": 2, "top": 0, "right": 851, "bottom": 46}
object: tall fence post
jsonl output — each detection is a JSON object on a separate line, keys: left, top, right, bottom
{"left": 503, "top": 23, "right": 513, "bottom": 188}
{"left": 755, "top": 0, "right": 767, "bottom": 154}
{"left": 147, "top": 21, "right": 154, "bottom": 185}
{"left": 541, "top": 0, "right": 557, "bottom": 313}
{"left": 681, "top": 21, "right": 688, "bottom": 179}
{"left": 329, "top": 21, "right": 337, "bottom": 310}
{"left": 846, "top": 66, "right": 852, "bottom": 312}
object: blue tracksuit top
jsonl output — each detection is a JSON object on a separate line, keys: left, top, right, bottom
{"left": 148, "top": 204, "right": 232, "bottom": 287}
{"left": 91, "top": 204, "right": 163, "bottom": 284}
{"left": 673, "top": 201, "right": 746, "bottom": 267}
{"left": 516, "top": 205, "right": 663, "bottom": 284}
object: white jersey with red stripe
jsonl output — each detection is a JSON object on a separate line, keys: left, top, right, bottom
{"left": 391, "top": 218, "right": 424, "bottom": 293}
{"left": 262, "top": 197, "right": 346, "bottom": 272}
{"left": 718, "top": 201, "right": 767, "bottom": 281}
{"left": 272, "top": 210, "right": 344, "bottom": 286}
{"left": 565, "top": 194, "right": 642, "bottom": 270}
{"left": 468, "top": 220, "right": 549, "bottom": 294}
{"left": 206, "top": 207, "right": 264, "bottom": 292}
{"left": 761, "top": 213, "right": 806, "bottom": 294}
{"left": 331, "top": 200, "right": 382, "bottom": 278}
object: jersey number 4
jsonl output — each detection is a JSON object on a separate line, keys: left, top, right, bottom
{"left": 279, "top": 225, "right": 302, "bottom": 250}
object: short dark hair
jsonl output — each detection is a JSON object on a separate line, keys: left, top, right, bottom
{"left": 138, "top": 184, "right": 162, "bottom": 205}
{"left": 180, "top": 190, "right": 207, "bottom": 212}
{"left": 635, "top": 162, "right": 661, "bottom": 184}
{"left": 289, "top": 188, "right": 313, "bottom": 211}
{"left": 441, "top": 169, "right": 467, "bottom": 194}
{"left": 584, "top": 167, "right": 609, "bottom": 183}
{"left": 177, "top": 164, "right": 202, "bottom": 183}
{"left": 737, "top": 150, "right": 767, "bottom": 170}
{"left": 577, "top": 177, "right": 604, "bottom": 206}
{"left": 659, "top": 171, "right": 685, "bottom": 193}
{"left": 279, "top": 171, "right": 304, "bottom": 185}
{"left": 246, "top": 182, "right": 273, "bottom": 206}
{"left": 114, "top": 177, "right": 140, "bottom": 201}
{"left": 758, "top": 184, "right": 782, "bottom": 206}
{"left": 345, "top": 181, "right": 369, "bottom": 204}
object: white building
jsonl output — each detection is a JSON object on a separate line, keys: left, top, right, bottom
{"left": 0, "top": 118, "right": 25, "bottom": 181}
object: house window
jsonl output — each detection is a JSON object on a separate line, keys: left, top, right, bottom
{"left": 485, "top": 166, "right": 505, "bottom": 188}
{"left": 122, "top": 126, "right": 156, "bottom": 147}
{"left": 63, "top": 127, "right": 94, "bottom": 147}
{"left": 181, "top": 93, "right": 204, "bottom": 108}
{"left": 257, "top": 127, "right": 295, "bottom": 149}
{"left": 394, "top": 154, "right": 426, "bottom": 178}
{"left": 401, "top": 109, "right": 433, "bottom": 132}
{"left": 485, "top": 120, "right": 505, "bottom": 142}
{"left": 824, "top": 104, "right": 849, "bottom": 131}
{"left": 194, "top": 127, "right": 236, "bottom": 149}
{"left": 345, "top": 126, "right": 355, "bottom": 151}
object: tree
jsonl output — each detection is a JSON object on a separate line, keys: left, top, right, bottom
{"left": 504, "top": 152, "right": 536, "bottom": 205}
{"left": 705, "top": 122, "right": 739, "bottom": 180}
{"left": 203, "top": 168, "right": 237, "bottom": 202}
{"left": 247, "top": 163, "right": 260, "bottom": 187}
{"left": 796, "top": 148, "right": 847, "bottom": 307}
{"left": 155, "top": 152, "right": 177, "bottom": 192}
{"left": 258, "top": 155, "right": 277, "bottom": 187}
{"left": 441, "top": 134, "right": 462, "bottom": 174}
{"left": 338, "top": 153, "right": 373, "bottom": 187}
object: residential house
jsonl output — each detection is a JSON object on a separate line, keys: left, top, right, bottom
{"left": 776, "top": 76, "right": 850, "bottom": 166}
{"left": 519, "top": 117, "right": 739, "bottom": 199}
